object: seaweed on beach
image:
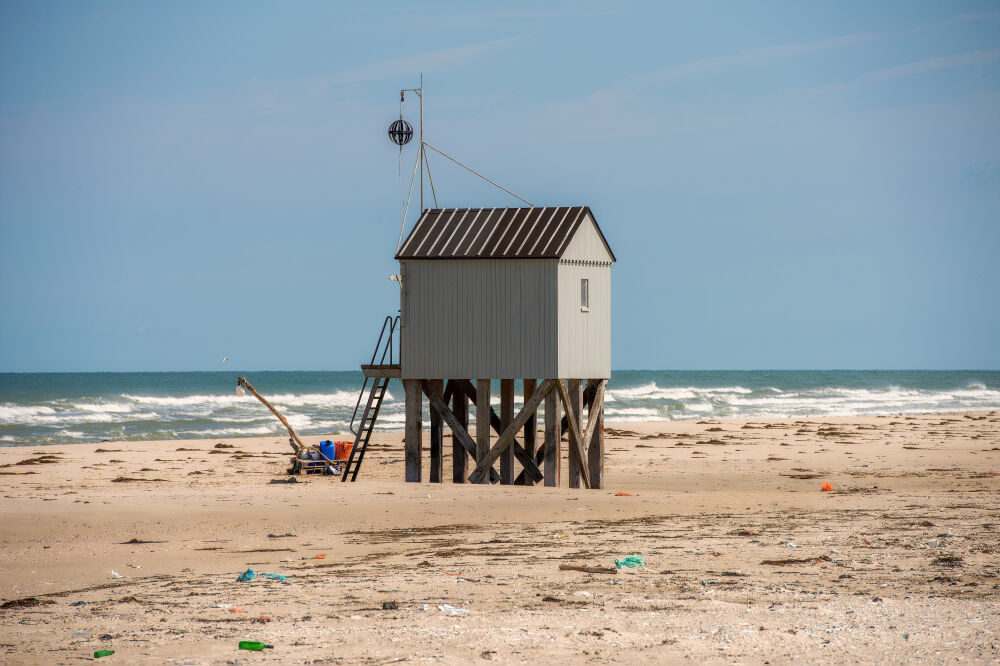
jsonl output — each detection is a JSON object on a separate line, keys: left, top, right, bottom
{"left": 1, "top": 597, "right": 55, "bottom": 610}
{"left": 11, "top": 455, "right": 62, "bottom": 466}
{"left": 761, "top": 555, "right": 831, "bottom": 566}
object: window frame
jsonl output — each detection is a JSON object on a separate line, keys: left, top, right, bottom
{"left": 580, "top": 277, "right": 589, "bottom": 312}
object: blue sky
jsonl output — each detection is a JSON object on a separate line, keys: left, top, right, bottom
{"left": 1, "top": 1, "right": 998, "bottom": 371}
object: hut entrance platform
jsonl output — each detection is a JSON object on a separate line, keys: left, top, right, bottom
{"left": 361, "top": 364, "right": 401, "bottom": 379}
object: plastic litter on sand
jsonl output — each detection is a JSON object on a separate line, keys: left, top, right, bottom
{"left": 438, "top": 604, "right": 470, "bottom": 615}
{"left": 614, "top": 555, "right": 645, "bottom": 570}
{"left": 260, "top": 573, "right": 288, "bottom": 582}
{"left": 110, "top": 570, "right": 124, "bottom": 579}
{"left": 236, "top": 569, "right": 256, "bottom": 582}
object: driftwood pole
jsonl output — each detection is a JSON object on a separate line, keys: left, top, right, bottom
{"left": 236, "top": 376, "right": 304, "bottom": 453}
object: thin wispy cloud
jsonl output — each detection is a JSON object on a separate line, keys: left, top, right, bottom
{"left": 624, "top": 10, "right": 1000, "bottom": 90}
{"left": 323, "top": 34, "right": 532, "bottom": 87}
{"left": 857, "top": 48, "right": 1000, "bottom": 85}
{"left": 628, "top": 33, "right": 877, "bottom": 88}
{"left": 778, "top": 47, "right": 1000, "bottom": 99}
{"left": 904, "top": 10, "right": 1000, "bottom": 34}
{"left": 405, "top": 6, "right": 621, "bottom": 32}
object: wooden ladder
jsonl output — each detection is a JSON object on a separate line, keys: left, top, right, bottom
{"left": 341, "top": 374, "right": 390, "bottom": 482}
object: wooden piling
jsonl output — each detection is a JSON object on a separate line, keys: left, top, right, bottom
{"left": 587, "top": 379, "right": 606, "bottom": 489}
{"left": 500, "top": 379, "right": 515, "bottom": 484}
{"left": 452, "top": 379, "right": 468, "bottom": 483}
{"left": 567, "top": 379, "right": 583, "bottom": 489}
{"left": 544, "top": 385, "right": 561, "bottom": 487}
{"left": 404, "top": 378, "right": 422, "bottom": 482}
{"left": 475, "top": 379, "right": 490, "bottom": 484}
{"left": 429, "top": 379, "right": 443, "bottom": 483}
{"left": 522, "top": 378, "right": 537, "bottom": 486}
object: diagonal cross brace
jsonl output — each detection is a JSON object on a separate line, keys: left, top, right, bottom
{"left": 421, "top": 381, "right": 501, "bottom": 484}
{"left": 468, "top": 379, "right": 555, "bottom": 484}
{"left": 556, "top": 379, "right": 592, "bottom": 489}
{"left": 513, "top": 379, "right": 601, "bottom": 484}
{"left": 456, "top": 380, "right": 544, "bottom": 484}
{"left": 581, "top": 380, "right": 606, "bottom": 454}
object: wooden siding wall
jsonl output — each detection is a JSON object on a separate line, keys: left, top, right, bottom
{"left": 557, "top": 262, "right": 611, "bottom": 379}
{"left": 401, "top": 259, "right": 559, "bottom": 379}
{"left": 556, "top": 213, "right": 613, "bottom": 379}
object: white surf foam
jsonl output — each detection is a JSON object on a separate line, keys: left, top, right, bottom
{"left": 0, "top": 404, "right": 56, "bottom": 420}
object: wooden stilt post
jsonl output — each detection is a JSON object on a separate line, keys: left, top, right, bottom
{"left": 452, "top": 379, "right": 468, "bottom": 483}
{"left": 429, "top": 379, "right": 443, "bottom": 483}
{"left": 544, "top": 383, "right": 561, "bottom": 487}
{"left": 475, "top": 379, "right": 490, "bottom": 484}
{"left": 567, "top": 379, "right": 583, "bottom": 489}
{"left": 522, "top": 378, "right": 536, "bottom": 486}
{"left": 404, "top": 378, "right": 422, "bottom": 483}
{"left": 500, "top": 379, "right": 514, "bottom": 484}
{"left": 588, "top": 379, "right": 606, "bottom": 489}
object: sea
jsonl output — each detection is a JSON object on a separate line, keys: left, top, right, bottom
{"left": 1, "top": 370, "right": 998, "bottom": 447}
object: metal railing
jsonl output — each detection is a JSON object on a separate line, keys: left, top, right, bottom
{"left": 349, "top": 315, "right": 399, "bottom": 435}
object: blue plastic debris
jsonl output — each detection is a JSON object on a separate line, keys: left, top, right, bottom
{"left": 614, "top": 555, "right": 645, "bottom": 570}
{"left": 236, "top": 569, "right": 256, "bottom": 582}
{"left": 260, "top": 573, "right": 287, "bottom": 582}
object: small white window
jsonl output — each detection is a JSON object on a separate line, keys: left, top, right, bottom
{"left": 581, "top": 278, "right": 589, "bottom": 311}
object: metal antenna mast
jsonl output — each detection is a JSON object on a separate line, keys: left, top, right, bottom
{"left": 389, "top": 75, "right": 532, "bottom": 234}
{"left": 400, "top": 74, "right": 424, "bottom": 211}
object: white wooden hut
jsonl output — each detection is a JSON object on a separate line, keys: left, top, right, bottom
{"left": 349, "top": 206, "right": 615, "bottom": 489}
{"left": 396, "top": 206, "right": 615, "bottom": 380}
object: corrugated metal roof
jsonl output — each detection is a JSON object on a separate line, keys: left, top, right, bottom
{"left": 395, "top": 206, "right": 615, "bottom": 261}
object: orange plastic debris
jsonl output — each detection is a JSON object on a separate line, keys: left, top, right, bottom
{"left": 258, "top": 614, "right": 271, "bottom": 623}
{"left": 821, "top": 482, "right": 834, "bottom": 492}
{"left": 313, "top": 553, "right": 327, "bottom": 559}
{"left": 229, "top": 607, "right": 245, "bottom": 613}
{"left": 615, "top": 491, "right": 635, "bottom": 496}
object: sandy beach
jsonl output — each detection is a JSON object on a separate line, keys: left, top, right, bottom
{"left": 1, "top": 411, "right": 998, "bottom": 664}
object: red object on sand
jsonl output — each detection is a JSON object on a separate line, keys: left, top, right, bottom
{"left": 615, "top": 491, "right": 635, "bottom": 496}
{"left": 821, "top": 482, "right": 834, "bottom": 492}
{"left": 334, "top": 441, "right": 354, "bottom": 460}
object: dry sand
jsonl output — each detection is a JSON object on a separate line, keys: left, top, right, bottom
{"left": 1, "top": 412, "right": 998, "bottom": 664}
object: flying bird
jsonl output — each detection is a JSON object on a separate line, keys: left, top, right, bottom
{"left": 222, "top": 356, "right": 229, "bottom": 363}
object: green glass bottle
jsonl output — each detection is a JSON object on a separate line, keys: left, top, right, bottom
{"left": 94, "top": 650, "right": 115, "bottom": 658}
{"left": 238, "top": 641, "right": 274, "bottom": 651}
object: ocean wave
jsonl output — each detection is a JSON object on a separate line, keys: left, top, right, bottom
{"left": 0, "top": 404, "right": 57, "bottom": 420}
{"left": 7, "top": 410, "right": 161, "bottom": 425}
{"left": 607, "top": 383, "right": 696, "bottom": 401}
{"left": 69, "top": 401, "right": 136, "bottom": 413}
{"left": 185, "top": 425, "right": 279, "bottom": 437}
{"left": 607, "top": 383, "right": 754, "bottom": 402}
{"left": 4, "top": 373, "right": 998, "bottom": 445}
{"left": 604, "top": 406, "right": 663, "bottom": 417}
{"left": 122, "top": 390, "right": 379, "bottom": 410}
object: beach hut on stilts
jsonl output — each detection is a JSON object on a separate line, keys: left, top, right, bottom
{"left": 340, "top": 79, "right": 616, "bottom": 488}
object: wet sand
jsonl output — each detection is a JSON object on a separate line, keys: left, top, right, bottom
{"left": 1, "top": 412, "right": 998, "bottom": 664}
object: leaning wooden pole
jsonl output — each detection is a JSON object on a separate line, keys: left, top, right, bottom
{"left": 236, "top": 376, "right": 304, "bottom": 453}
